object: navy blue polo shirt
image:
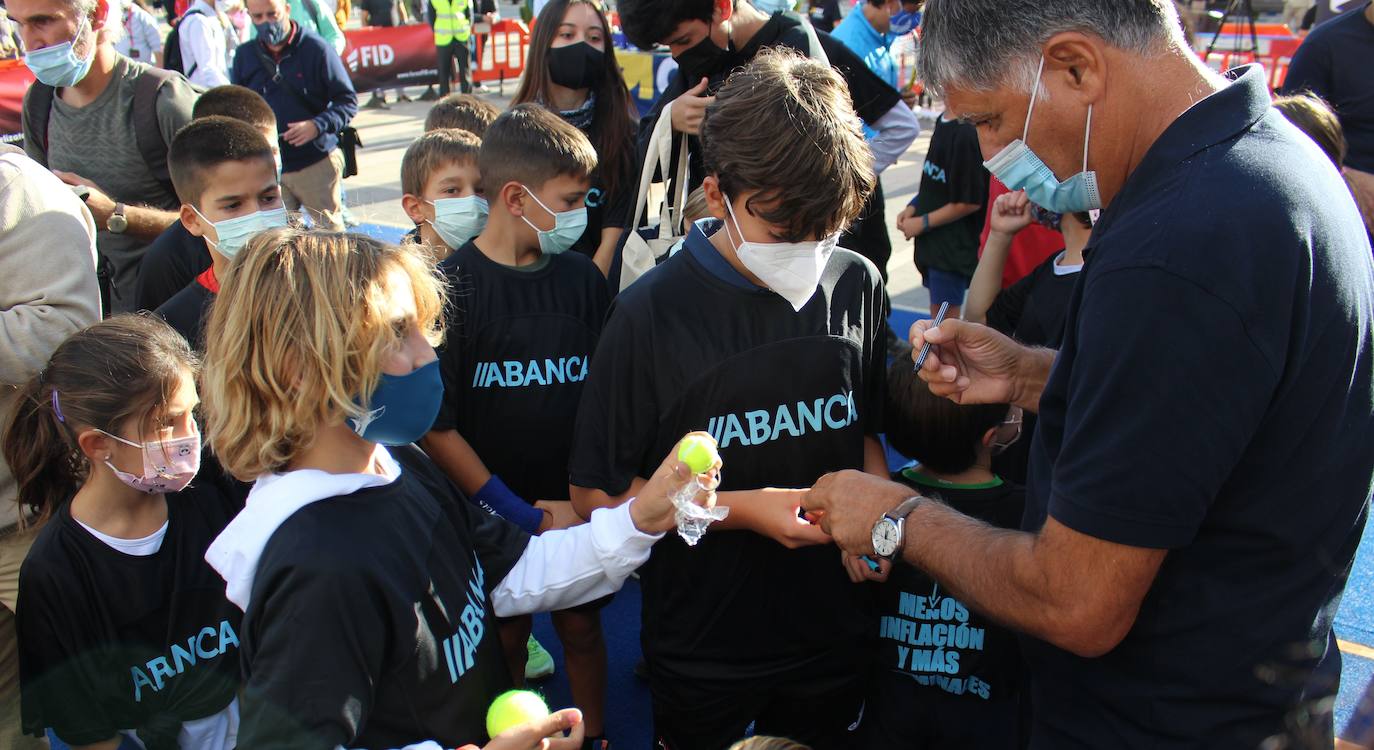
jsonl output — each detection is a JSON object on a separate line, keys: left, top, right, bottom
{"left": 1022, "top": 65, "right": 1374, "bottom": 748}
{"left": 684, "top": 218, "right": 764, "bottom": 290}
{"left": 1281, "top": 1, "right": 1374, "bottom": 172}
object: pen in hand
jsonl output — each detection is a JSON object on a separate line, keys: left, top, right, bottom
{"left": 913, "top": 301, "right": 950, "bottom": 374}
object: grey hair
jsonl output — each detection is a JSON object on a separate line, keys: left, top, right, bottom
{"left": 916, "top": 0, "right": 1187, "bottom": 95}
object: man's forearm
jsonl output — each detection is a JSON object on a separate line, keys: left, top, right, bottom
{"left": 120, "top": 204, "right": 180, "bottom": 242}
{"left": 1012, "top": 346, "right": 1056, "bottom": 414}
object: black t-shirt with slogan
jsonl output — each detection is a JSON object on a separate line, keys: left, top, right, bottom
{"left": 237, "top": 445, "right": 532, "bottom": 749}
{"left": 570, "top": 221, "right": 887, "bottom": 685}
{"left": 433, "top": 242, "right": 610, "bottom": 502}
{"left": 877, "top": 470, "right": 1025, "bottom": 703}
{"left": 1022, "top": 66, "right": 1374, "bottom": 748}
{"left": 909, "top": 116, "right": 989, "bottom": 279}
{"left": 17, "top": 480, "right": 244, "bottom": 746}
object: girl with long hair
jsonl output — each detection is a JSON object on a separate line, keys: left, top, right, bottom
{"left": 514, "top": 0, "right": 639, "bottom": 276}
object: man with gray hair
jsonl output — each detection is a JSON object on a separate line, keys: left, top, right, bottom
{"left": 802, "top": 1, "right": 1374, "bottom": 747}
{"left": 11, "top": 0, "right": 198, "bottom": 314}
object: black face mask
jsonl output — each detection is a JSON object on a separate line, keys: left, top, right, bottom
{"left": 547, "top": 41, "right": 605, "bottom": 90}
{"left": 673, "top": 32, "right": 734, "bottom": 83}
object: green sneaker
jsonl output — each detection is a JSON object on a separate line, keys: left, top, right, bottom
{"left": 525, "top": 635, "right": 555, "bottom": 681}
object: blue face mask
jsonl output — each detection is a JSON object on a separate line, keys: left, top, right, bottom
{"left": 752, "top": 0, "right": 793, "bottom": 14}
{"left": 983, "top": 57, "right": 1102, "bottom": 214}
{"left": 192, "top": 205, "right": 290, "bottom": 259}
{"left": 24, "top": 16, "right": 95, "bottom": 88}
{"left": 255, "top": 19, "right": 288, "bottom": 45}
{"left": 888, "top": 10, "right": 918, "bottom": 35}
{"left": 520, "top": 186, "right": 587, "bottom": 255}
{"left": 427, "top": 195, "right": 488, "bottom": 249}
{"left": 350, "top": 360, "right": 444, "bottom": 446}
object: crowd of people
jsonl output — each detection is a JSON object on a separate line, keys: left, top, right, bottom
{"left": 0, "top": 0, "right": 1372, "bottom": 748}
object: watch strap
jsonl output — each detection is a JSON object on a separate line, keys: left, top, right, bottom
{"left": 921, "top": 213, "right": 931, "bottom": 231}
{"left": 885, "top": 495, "right": 924, "bottom": 523}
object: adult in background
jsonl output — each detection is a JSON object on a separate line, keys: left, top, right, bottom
{"left": 233, "top": 0, "right": 357, "bottom": 231}
{"left": 513, "top": 0, "right": 638, "bottom": 276}
{"left": 178, "top": 0, "right": 232, "bottom": 86}
{"left": 113, "top": 0, "right": 162, "bottom": 63}
{"left": 246, "top": 0, "right": 344, "bottom": 53}
{"left": 1281, "top": 0, "right": 1374, "bottom": 234}
{"left": 429, "top": 0, "right": 470, "bottom": 95}
{"left": 0, "top": 145, "right": 102, "bottom": 750}
{"left": 361, "top": 0, "right": 409, "bottom": 109}
{"left": 13, "top": 0, "right": 198, "bottom": 313}
{"left": 802, "top": 0, "right": 1374, "bottom": 748}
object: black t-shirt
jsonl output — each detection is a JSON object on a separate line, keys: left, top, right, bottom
{"left": 154, "top": 279, "right": 214, "bottom": 351}
{"left": 238, "top": 445, "right": 532, "bottom": 749}
{"left": 877, "top": 470, "right": 1024, "bottom": 702}
{"left": 1282, "top": 1, "right": 1374, "bottom": 172}
{"left": 432, "top": 242, "right": 610, "bottom": 502}
{"left": 909, "top": 116, "right": 988, "bottom": 279}
{"left": 136, "top": 222, "right": 211, "bottom": 313}
{"left": 17, "top": 480, "right": 245, "bottom": 746}
{"left": 637, "top": 12, "right": 902, "bottom": 198}
{"left": 568, "top": 114, "right": 637, "bottom": 259}
{"left": 1021, "top": 67, "right": 1374, "bottom": 748}
{"left": 985, "top": 250, "right": 1079, "bottom": 349}
{"left": 570, "top": 223, "right": 887, "bottom": 684}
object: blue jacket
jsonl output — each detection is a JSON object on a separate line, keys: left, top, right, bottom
{"left": 831, "top": 7, "right": 897, "bottom": 89}
{"left": 231, "top": 22, "right": 358, "bottom": 173}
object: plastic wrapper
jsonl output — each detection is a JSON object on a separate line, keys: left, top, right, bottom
{"left": 670, "top": 468, "right": 727, "bottom": 546}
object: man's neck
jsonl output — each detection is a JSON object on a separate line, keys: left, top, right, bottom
{"left": 727, "top": 3, "right": 771, "bottom": 51}
{"left": 473, "top": 216, "right": 543, "bottom": 267}
{"left": 61, "top": 44, "right": 116, "bottom": 108}
{"left": 1097, "top": 48, "right": 1227, "bottom": 208}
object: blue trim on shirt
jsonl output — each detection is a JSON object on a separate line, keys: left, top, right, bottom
{"left": 685, "top": 218, "right": 764, "bottom": 290}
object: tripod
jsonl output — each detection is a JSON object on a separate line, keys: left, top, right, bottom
{"left": 1204, "top": 0, "right": 1260, "bottom": 61}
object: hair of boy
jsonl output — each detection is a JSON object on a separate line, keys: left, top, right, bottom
{"left": 424, "top": 93, "right": 502, "bottom": 136}
{"left": 512, "top": 0, "right": 639, "bottom": 201}
{"left": 683, "top": 184, "right": 710, "bottom": 225}
{"left": 478, "top": 103, "right": 598, "bottom": 200}
{"left": 401, "top": 128, "right": 484, "bottom": 198}
{"left": 727, "top": 738, "right": 813, "bottom": 750}
{"left": 700, "top": 48, "right": 875, "bottom": 242}
{"left": 191, "top": 85, "right": 278, "bottom": 131}
{"left": 201, "top": 229, "right": 446, "bottom": 480}
{"left": 618, "top": 0, "right": 721, "bottom": 50}
{"left": 1, "top": 314, "right": 197, "bottom": 530}
{"left": 1273, "top": 92, "right": 1347, "bottom": 170}
{"left": 168, "top": 116, "right": 277, "bottom": 208}
{"left": 885, "top": 358, "right": 1010, "bottom": 475}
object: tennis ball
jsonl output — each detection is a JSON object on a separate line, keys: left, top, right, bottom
{"left": 678, "top": 435, "right": 720, "bottom": 475}
{"left": 486, "top": 690, "right": 549, "bottom": 737}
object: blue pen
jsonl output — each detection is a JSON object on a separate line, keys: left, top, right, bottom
{"left": 863, "top": 555, "right": 881, "bottom": 571}
{"left": 913, "top": 301, "right": 950, "bottom": 373}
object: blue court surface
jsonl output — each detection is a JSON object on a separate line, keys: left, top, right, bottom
{"left": 352, "top": 224, "right": 1374, "bottom": 745}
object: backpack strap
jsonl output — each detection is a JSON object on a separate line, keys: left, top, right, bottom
{"left": 21, "top": 81, "right": 55, "bottom": 166}
{"left": 132, "top": 66, "right": 179, "bottom": 201}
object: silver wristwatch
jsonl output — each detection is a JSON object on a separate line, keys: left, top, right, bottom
{"left": 871, "top": 496, "right": 924, "bottom": 559}
{"left": 107, "top": 203, "right": 129, "bottom": 234}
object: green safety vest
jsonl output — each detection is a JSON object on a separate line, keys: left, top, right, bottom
{"left": 432, "top": 0, "right": 471, "bottom": 45}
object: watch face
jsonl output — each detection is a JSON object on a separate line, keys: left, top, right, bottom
{"left": 872, "top": 518, "right": 899, "bottom": 557}
{"left": 109, "top": 214, "right": 128, "bottom": 233}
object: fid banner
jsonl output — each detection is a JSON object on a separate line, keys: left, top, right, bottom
{"left": 0, "top": 60, "right": 35, "bottom": 145}
{"left": 341, "top": 24, "right": 440, "bottom": 91}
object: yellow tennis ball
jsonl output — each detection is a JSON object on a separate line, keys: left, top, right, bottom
{"left": 486, "top": 690, "right": 549, "bottom": 738}
{"left": 678, "top": 435, "right": 720, "bottom": 475}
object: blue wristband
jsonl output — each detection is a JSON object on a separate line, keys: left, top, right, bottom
{"left": 472, "top": 475, "right": 543, "bottom": 534}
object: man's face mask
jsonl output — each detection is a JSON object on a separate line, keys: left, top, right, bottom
{"left": 983, "top": 57, "right": 1102, "bottom": 214}
{"left": 672, "top": 23, "right": 736, "bottom": 83}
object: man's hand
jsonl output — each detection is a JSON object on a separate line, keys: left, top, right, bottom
{"left": 841, "top": 550, "right": 891, "bottom": 583}
{"left": 53, "top": 170, "right": 115, "bottom": 224}
{"left": 535, "top": 500, "right": 584, "bottom": 533}
{"left": 911, "top": 318, "right": 1050, "bottom": 411}
{"left": 989, "top": 189, "right": 1033, "bottom": 237}
{"left": 729, "top": 488, "right": 833, "bottom": 549}
{"left": 458, "top": 707, "right": 585, "bottom": 750}
{"left": 802, "top": 470, "right": 910, "bottom": 555}
{"left": 669, "top": 78, "right": 714, "bottom": 135}
{"left": 282, "top": 120, "right": 320, "bottom": 147}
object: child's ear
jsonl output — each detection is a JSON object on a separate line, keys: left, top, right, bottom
{"left": 401, "top": 194, "right": 427, "bottom": 226}
{"left": 500, "top": 181, "right": 527, "bottom": 218}
{"left": 76, "top": 429, "right": 113, "bottom": 464}
{"left": 702, "top": 175, "right": 728, "bottom": 221}
{"left": 180, "top": 204, "right": 206, "bottom": 238}
{"left": 980, "top": 426, "right": 998, "bottom": 450}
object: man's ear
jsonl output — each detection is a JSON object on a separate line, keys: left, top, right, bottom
{"left": 1042, "top": 31, "right": 1107, "bottom": 106}
{"left": 91, "top": 0, "right": 111, "bottom": 31}
{"left": 716, "top": 0, "right": 733, "bottom": 23}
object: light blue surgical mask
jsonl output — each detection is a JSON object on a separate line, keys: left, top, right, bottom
{"left": 24, "top": 16, "right": 95, "bottom": 88}
{"left": 427, "top": 195, "right": 488, "bottom": 249}
{"left": 752, "top": 0, "right": 793, "bottom": 14}
{"left": 983, "top": 57, "right": 1102, "bottom": 214}
{"left": 192, "top": 205, "right": 290, "bottom": 259}
{"left": 520, "top": 186, "right": 587, "bottom": 255}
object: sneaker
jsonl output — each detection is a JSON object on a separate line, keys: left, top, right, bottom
{"left": 418, "top": 86, "right": 439, "bottom": 101}
{"left": 525, "top": 636, "right": 555, "bottom": 680}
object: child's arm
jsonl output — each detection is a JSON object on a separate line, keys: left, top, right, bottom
{"left": 421, "top": 429, "right": 546, "bottom": 534}
{"left": 897, "top": 201, "right": 986, "bottom": 240}
{"left": 965, "top": 190, "right": 1034, "bottom": 325}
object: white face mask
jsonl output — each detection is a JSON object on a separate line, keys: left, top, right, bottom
{"left": 723, "top": 194, "right": 837, "bottom": 312}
